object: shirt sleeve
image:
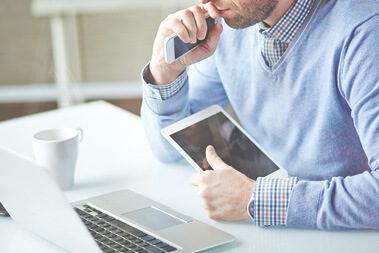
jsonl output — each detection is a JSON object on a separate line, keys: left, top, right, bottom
{"left": 141, "top": 63, "right": 187, "bottom": 100}
{"left": 251, "top": 177, "right": 298, "bottom": 226}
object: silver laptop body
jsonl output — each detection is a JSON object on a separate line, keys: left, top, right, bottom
{"left": 0, "top": 146, "right": 234, "bottom": 253}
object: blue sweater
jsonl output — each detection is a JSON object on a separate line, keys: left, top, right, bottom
{"left": 141, "top": 0, "right": 379, "bottom": 229}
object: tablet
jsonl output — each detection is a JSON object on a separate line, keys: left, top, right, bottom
{"left": 161, "top": 105, "right": 287, "bottom": 180}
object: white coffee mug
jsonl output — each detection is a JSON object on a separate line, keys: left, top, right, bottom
{"left": 32, "top": 128, "right": 83, "bottom": 190}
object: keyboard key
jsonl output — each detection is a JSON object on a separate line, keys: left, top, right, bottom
{"left": 97, "top": 213, "right": 105, "bottom": 218}
{"left": 99, "top": 244, "right": 109, "bottom": 251}
{"left": 103, "top": 215, "right": 115, "bottom": 222}
{"left": 162, "top": 246, "right": 177, "bottom": 252}
{"left": 93, "top": 227, "right": 105, "bottom": 233}
{"left": 102, "top": 231, "right": 112, "bottom": 237}
{"left": 88, "top": 216, "right": 100, "bottom": 222}
{"left": 144, "top": 245, "right": 165, "bottom": 253}
{"left": 104, "top": 248, "right": 116, "bottom": 253}
{"left": 123, "top": 234, "right": 136, "bottom": 240}
{"left": 113, "top": 245, "right": 124, "bottom": 251}
{"left": 103, "top": 223, "right": 112, "bottom": 229}
{"left": 96, "top": 236, "right": 109, "bottom": 243}
{"left": 89, "top": 230, "right": 97, "bottom": 236}
{"left": 140, "top": 235, "right": 155, "bottom": 241}
{"left": 101, "top": 239, "right": 112, "bottom": 245}
{"left": 129, "top": 245, "right": 144, "bottom": 251}
{"left": 74, "top": 207, "right": 87, "bottom": 215}
{"left": 120, "top": 249, "right": 136, "bottom": 253}
{"left": 134, "top": 248, "right": 149, "bottom": 252}
{"left": 108, "top": 226, "right": 118, "bottom": 231}
{"left": 107, "top": 242, "right": 119, "bottom": 248}
{"left": 156, "top": 242, "right": 169, "bottom": 249}
{"left": 122, "top": 242, "right": 135, "bottom": 248}
{"left": 109, "top": 219, "right": 147, "bottom": 237}
{"left": 130, "top": 238, "right": 143, "bottom": 244}
{"left": 118, "top": 231, "right": 130, "bottom": 237}
{"left": 108, "top": 233, "right": 118, "bottom": 239}
{"left": 88, "top": 223, "right": 98, "bottom": 229}
{"left": 92, "top": 232, "right": 102, "bottom": 239}
{"left": 114, "top": 237, "right": 125, "bottom": 243}
{"left": 149, "top": 239, "right": 163, "bottom": 245}
{"left": 136, "top": 241, "right": 149, "bottom": 247}
{"left": 114, "top": 228, "right": 124, "bottom": 233}
{"left": 93, "top": 219, "right": 106, "bottom": 225}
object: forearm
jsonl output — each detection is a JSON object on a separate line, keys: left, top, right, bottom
{"left": 140, "top": 54, "right": 228, "bottom": 163}
{"left": 283, "top": 15, "right": 379, "bottom": 230}
{"left": 286, "top": 170, "right": 379, "bottom": 230}
{"left": 140, "top": 65, "right": 191, "bottom": 163}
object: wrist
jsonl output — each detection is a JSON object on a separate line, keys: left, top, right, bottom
{"left": 149, "top": 60, "right": 185, "bottom": 85}
{"left": 245, "top": 180, "right": 256, "bottom": 220}
{"left": 246, "top": 192, "right": 255, "bottom": 220}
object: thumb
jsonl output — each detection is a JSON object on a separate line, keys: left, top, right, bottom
{"left": 205, "top": 145, "right": 228, "bottom": 170}
{"left": 193, "top": 23, "right": 223, "bottom": 58}
{"left": 203, "top": 23, "right": 223, "bottom": 53}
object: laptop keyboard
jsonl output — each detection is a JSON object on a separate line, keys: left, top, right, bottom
{"left": 75, "top": 205, "right": 177, "bottom": 253}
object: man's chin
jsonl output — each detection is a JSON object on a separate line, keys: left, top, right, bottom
{"left": 223, "top": 17, "right": 259, "bottom": 29}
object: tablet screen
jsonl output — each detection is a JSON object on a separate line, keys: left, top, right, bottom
{"left": 169, "top": 112, "right": 279, "bottom": 180}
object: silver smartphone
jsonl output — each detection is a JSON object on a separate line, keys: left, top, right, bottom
{"left": 164, "top": 16, "right": 221, "bottom": 64}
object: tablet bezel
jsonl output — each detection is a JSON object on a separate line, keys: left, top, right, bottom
{"left": 161, "top": 105, "right": 287, "bottom": 179}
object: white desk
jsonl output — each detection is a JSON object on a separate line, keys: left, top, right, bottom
{"left": 0, "top": 101, "right": 378, "bottom": 253}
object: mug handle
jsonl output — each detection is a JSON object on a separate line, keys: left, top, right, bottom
{"left": 76, "top": 128, "right": 84, "bottom": 142}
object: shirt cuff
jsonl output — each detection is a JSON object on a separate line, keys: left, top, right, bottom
{"left": 141, "top": 62, "right": 187, "bottom": 100}
{"left": 252, "top": 177, "right": 298, "bottom": 226}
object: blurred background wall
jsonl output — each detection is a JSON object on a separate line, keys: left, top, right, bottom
{"left": 0, "top": 0, "right": 196, "bottom": 120}
{"left": 1, "top": 0, "right": 54, "bottom": 86}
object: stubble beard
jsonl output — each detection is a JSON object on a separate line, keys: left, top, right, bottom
{"left": 224, "top": 0, "right": 279, "bottom": 29}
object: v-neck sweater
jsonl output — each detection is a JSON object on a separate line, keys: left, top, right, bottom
{"left": 141, "top": 0, "right": 379, "bottom": 229}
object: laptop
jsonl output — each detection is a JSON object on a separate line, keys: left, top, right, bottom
{"left": 0, "top": 146, "right": 235, "bottom": 253}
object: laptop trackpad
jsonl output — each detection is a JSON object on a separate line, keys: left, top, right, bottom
{"left": 122, "top": 206, "right": 186, "bottom": 231}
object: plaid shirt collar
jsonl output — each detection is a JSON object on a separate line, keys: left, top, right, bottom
{"left": 258, "top": 0, "right": 314, "bottom": 44}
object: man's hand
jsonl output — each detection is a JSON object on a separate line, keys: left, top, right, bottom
{"left": 150, "top": 5, "right": 223, "bottom": 85}
{"left": 190, "top": 145, "right": 256, "bottom": 221}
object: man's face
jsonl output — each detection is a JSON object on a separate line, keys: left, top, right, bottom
{"left": 203, "top": 0, "right": 279, "bottom": 29}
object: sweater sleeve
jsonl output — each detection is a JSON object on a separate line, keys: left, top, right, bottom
{"left": 286, "top": 15, "right": 379, "bottom": 230}
{"left": 140, "top": 55, "right": 229, "bottom": 163}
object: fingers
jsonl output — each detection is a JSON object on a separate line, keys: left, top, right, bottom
{"left": 190, "top": 170, "right": 214, "bottom": 186}
{"left": 190, "top": 172, "right": 202, "bottom": 186}
{"left": 150, "top": 4, "right": 222, "bottom": 85}
{"left": 192, "top": 7, "right": 207, "bottom": 40}
{"left": 200, "top": 2, "right": 220, "bottom": 19}
{"left": 200, "top": 22, "right": 223, "bottom": 52}
{"left": 166, "top": 6, "right": 207, "bottom": 44}
{"left": 201, "top": 200, "right": 225, "bottom": 222}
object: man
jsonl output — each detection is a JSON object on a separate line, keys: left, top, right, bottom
{"left": 140, "top": 0, "right": 379, "bottom": 230}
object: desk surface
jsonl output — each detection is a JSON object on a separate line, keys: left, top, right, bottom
{"left": 0, "top": 101, "right": 378, "bottom": 253}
